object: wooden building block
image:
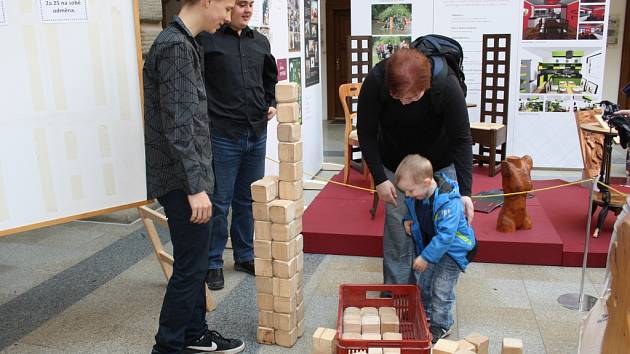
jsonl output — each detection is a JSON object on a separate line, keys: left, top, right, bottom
{"left": 255, "top": 276, "right": 273, "bottom": 294}
{"left": 256, "top": 326, "right": 274, "bottom": 344}
{"left": 379, "top": 307, "right": 396, "bottom": 317}
{"left": 252, "top": 202, "right": 271, "bottom": 221}
{"left": 294, "top": 198, "right": 305, "bottom": 217}
{"left": 368, "top": 348, "right": 383, "bottom": 354}
{"left": 254, "top": 220, "right": 272, "bottom": 240}
{"left": 433, "top": 339, "right": 460, "bottom": 354}
{"left": 297, "top": 270, "right": 304, "bottom": 287}
{"left": 313, "top": 327, "right": 325, "bottom": 349}
{"left": 297, "top": 318, "right": 305, "bottom": 338}
{"left": 272, "top": 238, "right": 297, "bottom": 261}
{"left": 257, "top": 293, "right": 274, "bottom": 311}
{"left": 296, "top": 285, "right": 303, "bottom": 304}
{"left": 297, "top": 300, "right": 304, "bottom": 322}
{"left": 276, "top": 102, "right": 300, "bottom": 123}
{"left": 344, "top": 307, "right": 361, "bottom": 317}
{"left": 296, "top": 251, "right": 304, "bottom": 271}
{"left": 269, "top": 200, "right": 296, "bottom": 224}
{"left": 273, "top": 311, "right": 297, "bottom": 331}
{"left": 254, "top": 240, "right": 272, "bottom": 259}
{"left": 254, "top": 258, "right": 273, "bottom": 277}
{"left": 279, "top": 179, "right": 303, "bottom": 200}
{"left": 278, "top": 141, "right": 303, "bottom": 162}
{"left": 271, "top": 218, "right": 302, "bottom": 241}
{"left": 456, "top": 340, "right": 476, "bottom": 352}
{"left": 273, "top": 257, "right": 298, "bottom": 279}
{"left": 362, "top": 315, "right": 381, "bottom": 334}
{"left": 362, "top": 333, "right": 382, "bottom": 340}
{"left": 380, "top": 315, "right": 400, "bottom": 334}
{"left": 276, "top": 82, "right": 299, "bottom": 103}
{"left": 383, "top": 349, "right": 401, "bottom": 354}
{"left": 279, "top": 161, "right": 303, "bottom": 182}
{"left": 258, "top": 310, "right": 274, "bottom": 327}
{"left": 275, "top": 327, "right": 298, "bottom": 348}
{"left": 465, "top": 332, "right": 489, "bottom": 354}
{"left": 273, "top": 295, "right": 297, "bottom": 314}
{"left": 454, "top": 351, "right": 476, "bottom": 354}
{"left": 277, "top": 122, "right": 301, "bottom": 143}
{"left": 316, "top": 328, "right": 337, "bottom": 354}
{"left": 342, "top": 332, "right": 362, "bottom": 339}
{"left": 273, "top": 273, "right": 299, "bottom": 298}
{"left": 361, "top": 307, "right": 379, "bottom": 316}
{"left": 251, "top": 178, "right": 278, "bottom": 203}
{"left": 295, "top": 234, "right": 304, "bottom": 253}
{"left": 343, "top": 316, "right": 362, "bottom": 334}
{"left": 382, "top": 332, "right": 402, "bottom": 340}
{"left": 501, "top": 338, "right": 523, "bottom": 354}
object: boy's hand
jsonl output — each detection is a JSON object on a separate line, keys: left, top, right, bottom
{"left": 403, "top": 220, "right": 413, "bottom": 236}
{"left": 413, "top": 256, "right": 428, "bottom": 272}
{"left": 188, "top": 192, "right": 212, "bottom": 224}
{"left": 461, "top": 196, "right": 474, "bottom": 224}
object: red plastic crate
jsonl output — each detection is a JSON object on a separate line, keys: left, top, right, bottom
{"left": 336, "top": 284, "right": 432, "bottom": 354}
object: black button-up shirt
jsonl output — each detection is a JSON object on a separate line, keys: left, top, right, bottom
{"left": 143, "top": 16, "right": 213, "bottom": 199}
{"left": 198, "top": 25, "right": 278, "bottom": 141}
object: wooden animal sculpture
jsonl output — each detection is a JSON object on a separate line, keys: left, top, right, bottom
{"left": 497, "top": 155, "right": 533, "bottom": 233}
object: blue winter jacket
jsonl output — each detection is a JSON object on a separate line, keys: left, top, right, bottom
{"left": 403, "top": 174, "right": 476, "bottom": 271}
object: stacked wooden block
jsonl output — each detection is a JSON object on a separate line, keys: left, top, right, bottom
{"left": 432, "top": 332, "right": 491, "bottom": 354}
{"left": 254, "top": 82, "right": 305, "bottom": 348}
{"left": 340, "top": 306, "right": 402, "bottom": 354}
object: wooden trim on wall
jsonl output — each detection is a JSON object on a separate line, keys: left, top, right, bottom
{"left": 325, "top": 0, "right": 350, "bottom": 120}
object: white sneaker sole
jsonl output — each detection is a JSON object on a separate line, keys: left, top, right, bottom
{"left": 214, "top": 342, "right": 245, "bottom": 354}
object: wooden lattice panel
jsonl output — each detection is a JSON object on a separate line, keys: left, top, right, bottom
{"left": 480, "top": 34, "right": 511, "bottom": 125}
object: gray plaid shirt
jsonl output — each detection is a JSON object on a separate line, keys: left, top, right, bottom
{"left": 143, "top": 16, "right": 214, "bottom": 199}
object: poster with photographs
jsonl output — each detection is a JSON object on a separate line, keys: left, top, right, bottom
{"left": 522, "top": 0, "right": 579, "bottom": 40}
{"left": 304, "top": 0, "right": 319, "bottom": 87}
{"left": 372, "top": 36, "right": 411, "bottom": 64}
{"left": 289, "top": 57, "right": 303, "bottom": 123}
{"left": 371, "top": 4, "right": 412, "bottom": 35}
{"left": 288, "top": 0, "right": 301, "bottom": 52}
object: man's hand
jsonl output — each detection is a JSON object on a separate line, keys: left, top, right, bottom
{"left": 615, "top": 109, "right": 630, "bottom": 116}
{"left": 267, "top": 107, "right": 277, "bottom": 121}
{"left": 461, "top": 196, "right": 474, "bottom": 224}
{"left": 376, "top": 180, "right": 398, "bottom": 207}
{"left": 403, "top": 220, "right": 413, "bottom": 236}
{"left": 187, "top": 192, "right": 212, "bottom": 224}
{"left": 413, "top": 256, "right": 428, "bottom": 272}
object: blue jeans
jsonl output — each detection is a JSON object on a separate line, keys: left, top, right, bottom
{"left": 383, "top": 164, "right": 456, "bottom": 285}
{"left": 208, "top": 127, "right": 266, "bottom": 269}
{"left": 153, "top": 190, "right": 209, "bottom": 354}
{"left": 416, "top": 255, "right": 461, "bottom": 331}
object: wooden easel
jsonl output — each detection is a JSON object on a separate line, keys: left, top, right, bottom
{"left": 602, "top": 213, "right": 630, "bottom": 352}
{"left": 138, "top": 206, "right": 216, "bottom": 312}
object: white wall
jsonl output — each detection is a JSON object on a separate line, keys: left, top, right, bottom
{"left": 603, "top": 0, "right": 627, "bottom": 101}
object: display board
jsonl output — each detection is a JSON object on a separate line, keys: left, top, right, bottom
{"left": 351, "top": 0, "right": 611, "bottom": 168}
{"left": 0, "top": 0, "right": 146, "bottom": 236}
{"left": 252, "top": 0, "right": 324, "bottom": 177}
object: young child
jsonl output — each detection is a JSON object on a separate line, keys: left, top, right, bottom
{"left": 394, "top": 154, "right": 477, "bottom": 344}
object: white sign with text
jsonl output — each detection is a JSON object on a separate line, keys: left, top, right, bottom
{"left": 39, "top": 0, "right": 88, "bottom": 23}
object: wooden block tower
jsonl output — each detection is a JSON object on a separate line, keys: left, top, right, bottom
{"left": 253, "top": 82, "right": 304, "bottom": 348}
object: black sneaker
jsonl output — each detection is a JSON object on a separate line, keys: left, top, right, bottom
{"left": 430, "top": 326, "right": 452, "bottom": 344}
{"left": 207, "top": 330, "right": 245, "bottom": 353}
{"left": 206, "top": 269, "right": 224, "bottom": 290}
{"left": 186, "top": 330, "right": 217, "bottom": 352}
{"left": 234, "top": 260, "right": 255, "bottom": 275}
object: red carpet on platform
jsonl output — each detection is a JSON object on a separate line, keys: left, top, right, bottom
{"left": 303, "top": 167, "right": 626, "bottom": 267}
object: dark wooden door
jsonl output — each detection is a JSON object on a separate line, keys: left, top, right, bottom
{"left": 618, "top": 2, "right": 630, "bottom": 108}
{"left": 326, "top": 1, "right": 351, "bottom": 120}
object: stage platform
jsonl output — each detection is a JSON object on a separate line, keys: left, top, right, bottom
{"left": 303, "top": 168, "right": 624, "bottom": 267}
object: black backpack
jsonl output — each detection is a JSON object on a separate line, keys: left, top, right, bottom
{"left": 411, "top": 34, "right": 467, "bottom": 98}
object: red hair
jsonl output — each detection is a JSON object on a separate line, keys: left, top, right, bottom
{"left": 385, "top": 48, "right": 432, "bottom": 97}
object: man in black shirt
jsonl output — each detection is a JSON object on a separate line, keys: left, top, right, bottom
{"left": 198, "top": 0, "right": 278, "bottom": 290}
{"left": 144, "top": 0, "right": 245, "bottom": 352}
{"left": 357, "top": 48, "right": 473, "bottom": 286}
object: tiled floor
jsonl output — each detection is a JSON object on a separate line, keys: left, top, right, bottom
{"left": 0, "top": 120, "right": 616, "bottom": 354}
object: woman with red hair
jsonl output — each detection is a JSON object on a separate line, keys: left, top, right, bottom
{"left": 357, "top": 48, "right": 473, "bottom": 339}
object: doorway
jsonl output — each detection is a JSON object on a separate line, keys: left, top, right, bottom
{"left": 325, "top": 0, "right": 351, "bottom": 121}
{"left": 618, "top": 2, "right": 630, "bottom": 108}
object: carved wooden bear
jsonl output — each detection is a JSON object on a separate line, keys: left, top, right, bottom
{"left": 497, "top": 155, "right": 533, "bottom": 233}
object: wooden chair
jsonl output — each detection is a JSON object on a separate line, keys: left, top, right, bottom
{"left": 472, "top": 34, "right": 511, "bottom": 177}
{"left": 338, "top": 82, "right": 379, "bottom": 219}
